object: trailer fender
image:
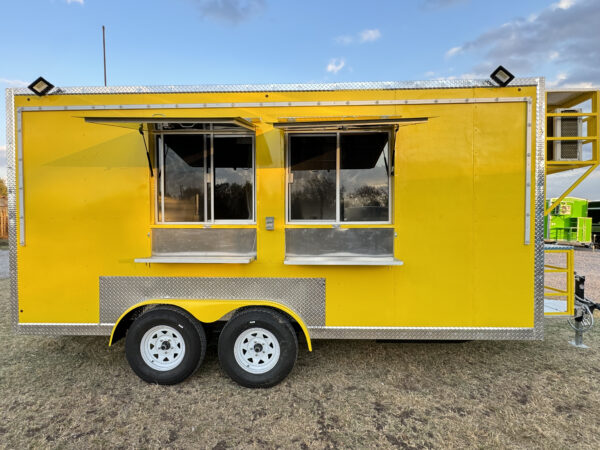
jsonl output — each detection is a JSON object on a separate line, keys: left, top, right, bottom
{"left": 108, "top": 300, "right": 312, "bottom": 350}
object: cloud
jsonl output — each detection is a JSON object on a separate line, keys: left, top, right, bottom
{"left": 359, "top": 29, "right": 381, "bottom": 43}
{"left": 421, "top": 0, "right": 467, "bottom": 9}
{"left": 335, "top": 29, "right": 381, "bottom": 45}
{"left": 552, "top": 0, "right": 575, "bottom": 10}
{"left": 335, "top": 35, "right": 354, "bottom": 45}
{"left": 66, "top": 0, "right": 84, "bottom": 4}
{"left": 326, "top": 58, "right": 345, "bottom": 74}
{"left": 193, "top": 0, "right": 265, "bottom": 24}
{"left": 445, "top": 46, "right": 462, "bottom": 58}
{"left": 449, "top": 0, "right": 600, "bottom": 87}
{"left": 0, "top": 78, "right": 28, "bottom": 87}
{"left": 547, "top": 73, "right": 568, "bottom": 88}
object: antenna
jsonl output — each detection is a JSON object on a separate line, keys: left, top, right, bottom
{"left": 102, "top": 25, "right": 107, "bottom": 86}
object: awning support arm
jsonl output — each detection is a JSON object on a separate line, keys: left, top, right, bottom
{"left": 139, "top": 125, "right": 154, "bottom": 177}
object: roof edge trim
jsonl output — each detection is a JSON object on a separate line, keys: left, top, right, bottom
{"left": 13, "top": 78, "right": 543, "bottom": 96}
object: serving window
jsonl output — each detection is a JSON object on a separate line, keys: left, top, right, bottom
{"left": 287, "top": 131, "right": 391, "bottom": 223}
{"left": 156, "top": 124, "right": 255, "bottom": 224}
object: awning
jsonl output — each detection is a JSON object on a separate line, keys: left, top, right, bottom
{"left": 83, "top": 116, "right": 255, "bottom": 131}
{"left": 272, "top": 116, "right": 428, "bottom": 130}
{"left": 82, "top": 117, "right": 254, "bottom": 177}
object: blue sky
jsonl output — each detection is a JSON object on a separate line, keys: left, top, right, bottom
{"left": 1, "top": 0, "right": 599, "bottom": 198}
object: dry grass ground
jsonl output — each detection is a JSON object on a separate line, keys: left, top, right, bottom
{"left": 1, "top": 251, "right": 600, "bottom": 449}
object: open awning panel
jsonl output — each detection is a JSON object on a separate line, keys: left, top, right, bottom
{"left": 272, "top": 116, "right": 428, "bottom": 130}
{"left": 84, "top": 116, "right": 255, "bottom": 131}
{"left": 82, "top": 117, "right": 254, "bottom": 177}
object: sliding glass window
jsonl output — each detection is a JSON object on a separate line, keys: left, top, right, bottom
{"left": 288, "top": 131, "right": 391, "bottom": 223}
{"left": 289, "top": 135, "right": 337, "bottom": 221}
{"left": 214, "top": 136, "right": 253, "bottom": 221}
{"left": 157, "top": 126, "right": 254, "bottom": 223}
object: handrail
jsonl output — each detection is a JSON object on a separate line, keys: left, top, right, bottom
{"left": 545, "top": 90, "right": 599, "bottom": 215}
{"left": 544, "top": 247, "right": 574, "bottom": 316}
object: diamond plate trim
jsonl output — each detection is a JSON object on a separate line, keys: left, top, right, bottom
{"left": 308, "top": 327, "right": 536, "bottom": 340}
{"left": 12, "top": 78, "right": 541, "bottom": 96}
{"left": 6, "top": 88, "right": 18, "bottom": 333}
{"left": 533, "top": 77, "right": 546, "bottom": 339}
{"left": 99, "top": 276, "right": 326, "bottom": 326}
{"left": 16, "top": 324, "right": 113, "bottom": 336}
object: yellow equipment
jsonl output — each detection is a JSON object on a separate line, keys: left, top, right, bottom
{"left": 5, "top": 78, "right": 598, "bottom": 386}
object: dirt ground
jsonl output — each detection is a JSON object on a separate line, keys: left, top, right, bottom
{"left": 1, "top": 251, "right": 600, "bottom": 449}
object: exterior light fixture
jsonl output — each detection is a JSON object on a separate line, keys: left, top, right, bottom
{"left": 27, "top": 76, "right": 54, "bottom": 96}
{"left": 490, "top": 66, "right": 514, "bottom": 87}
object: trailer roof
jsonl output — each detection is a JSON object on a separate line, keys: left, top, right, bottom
{"left": 547, "top": 89, "right": 599, "bottom": 107}
{"left": 11, "top": 78, "right": 543, "bottom": 96}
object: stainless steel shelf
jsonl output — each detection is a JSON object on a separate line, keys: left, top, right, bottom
{"left": 135, "top": 256, "right": 255, "bottom": 264}
{"left": 284, "top": 256, "right": 403, "bottom": 266}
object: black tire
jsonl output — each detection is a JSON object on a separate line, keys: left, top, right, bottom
{"left": 125, "top": 306, "right": 207, "bottom": 385}
{"left": 218, "top": 308, "right": 298, "bottom": 388}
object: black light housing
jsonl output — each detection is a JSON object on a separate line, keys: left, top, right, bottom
{"left": 27, "top": 76, "right": 54, "bottom": 96}
{"left": 490, "top": 66, "right": 515, "bottom": 87}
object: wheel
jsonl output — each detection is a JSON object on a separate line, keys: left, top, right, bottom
{"left": 125, "top": 306, "right": 207, "bottom": 385}
{"left": 218, "top": 308, "right": 298, "bottom": 388}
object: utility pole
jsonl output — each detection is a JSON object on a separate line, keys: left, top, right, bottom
{"left": 102, "top": 25, "right": 107, "bottom": 86}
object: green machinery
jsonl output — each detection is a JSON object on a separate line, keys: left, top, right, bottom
{"left": 589, "top": 200, "right": 600, "bottom": 246}
{"left": 545, "top": 197, "right": 592, "bottom": 245}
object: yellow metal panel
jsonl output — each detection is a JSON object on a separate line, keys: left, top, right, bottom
{"left": 546, "top": 112, "right": 598, "bottom": 117}
{"left": 547, "top": 136, "right": 598, "bottom": 141}
{"left": 594, "top": 91, "right": 599, "bottom": 162}
{"left": 14, "top": 85, "right": 537, "bottom": 332}
{"left": 392, "top": 103, "right": 475, "bottom": 326}
{"left": 472, "top": 102, "right": 533, "bottom": 326}
{"left": 18, "top": 111, "right": 150, "bottom": 323}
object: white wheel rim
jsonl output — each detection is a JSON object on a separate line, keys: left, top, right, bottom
{"left": 140, "top": 325, "right": 186, "bottom": 372}
{"left": 234, "top": 327, "right": 280, "bottom": 374}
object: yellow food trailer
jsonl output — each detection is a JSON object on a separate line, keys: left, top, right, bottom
{"left": 5, "top": 77, "right": 598, "bottom": 387}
